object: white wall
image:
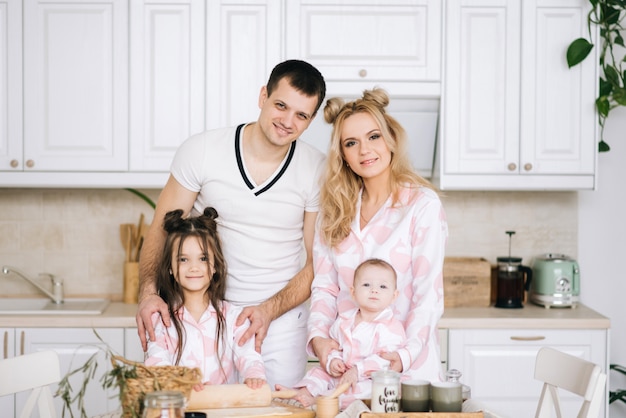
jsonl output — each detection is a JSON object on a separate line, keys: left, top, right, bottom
{"left": 579, "top": 106, "right": 626, "bottom": 417}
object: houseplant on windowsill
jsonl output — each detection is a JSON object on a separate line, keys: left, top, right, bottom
{"left": 567, "top": 0, "right": 626, "bottom": 152}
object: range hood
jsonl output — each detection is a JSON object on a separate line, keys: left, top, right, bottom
{"left": 300, "top": 95, "right": 439, "bottom": 179}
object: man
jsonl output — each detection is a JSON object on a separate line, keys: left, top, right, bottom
{"left": 136, "top": 60, "right": 326, "bottom": 387}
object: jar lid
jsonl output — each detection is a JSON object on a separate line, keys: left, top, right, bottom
{"left": 371, "top": 370, "right": 401, "bottom": 382}
{"left": 143, "top": 390, "right": 185, "bottom": 408}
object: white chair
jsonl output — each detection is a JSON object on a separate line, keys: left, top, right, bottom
{"left": 534, "top": 347, "right": 607, "bottom": 418}
{"left": 0, "top": 350, "right": 61, "bottom": 418}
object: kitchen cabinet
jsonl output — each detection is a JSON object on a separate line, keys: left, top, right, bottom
{"left": 0, "top": 327, "right": 126, "bottom": 418}
{"left": 129, "top": 0, "right": 205, "bottom": 172}
{"left": 439, "top": 0, "right": 598, "bottom": 190}
{"left": 0, "top": 328, "right": 15, "bottom": 417}
{"left": 206, "top": 0, "right": 283, "bottom": 129}
{"left": 285, "top": 0, "right": 441, "bottom": 85}
{"left": 0, "top": 0, "right": 22, "bottom": 175}
{"left": 288, "top": 0, "right": 442, "bottom": 176}
{"left": 447, "top": 328, "right": 608, "bottom": 418}
{"left": 124, "top": 327, "right": 145, "bottom": 362}
{"left": 22, "top": 0, "right": 128, "bottom": 172}
{"left": 3, "top": 0, "right": 442, "bottom": 188}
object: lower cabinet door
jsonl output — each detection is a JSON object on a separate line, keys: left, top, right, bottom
{"left": 448, "top": 328, "right": 607, "bottom": 418}
{"left": 0, "top": 329, "right": 15, "bottom": 417}
{"left": 16, "top": 327, "right": 124, "bottom": 417}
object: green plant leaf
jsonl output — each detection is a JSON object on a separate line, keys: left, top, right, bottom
{"left": 604, "top": 65, "right": 621, "bottom": 86}
{"left": 613, "top": 87, "right": 626, "bottom": 105}
{"left": 125, "top": 188, "right": 156, "bottom": 209}
{"left": 601, "top": 5, "right": 621, "bottom": 25}
{"left": 599, "top": 140, "right": 611, "bottom": 152}
{"left": 567, "top": 38, "right": 594, "bottom": 67}
{"left": 600, "top": 77, "right": 613, "bottom": 96}
{"left": 596, "top": 96, "right": 610, "bottom": 117}
{"left": 615, "top": 31, "right": 625, "bottom": 47}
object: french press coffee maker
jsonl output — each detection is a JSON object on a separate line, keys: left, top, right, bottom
{"left": 495, "top": 231, "right": 533, "bottom": 309}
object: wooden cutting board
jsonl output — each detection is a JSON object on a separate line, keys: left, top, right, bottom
{"left": 189, "top": 401, "right": 315, "bottom": 418}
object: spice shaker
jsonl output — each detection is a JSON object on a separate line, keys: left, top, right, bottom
{"left": 142, "top": 390, "right": 185, "bottom": 418}
{"left": 371, "top": 370, "right": 401, "bottom": 413}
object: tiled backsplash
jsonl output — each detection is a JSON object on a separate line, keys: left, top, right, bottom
{"left": 0, "top": 188, "right": 576, "bottom": 300}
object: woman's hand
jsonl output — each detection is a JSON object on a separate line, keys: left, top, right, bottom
{"left": 310, "top": 336, "right": 340, "bottom": 371}
{"left": 379, "top": 351, "right": 403, "bottom": 373}
{"left": 243, "top": 377, "right": 266, "bottom": 390}
{"left": 136, "top": 293, "right": 170, "bottom": 351}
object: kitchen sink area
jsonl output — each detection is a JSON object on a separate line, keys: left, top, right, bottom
{"left": 0, "top": 298, "right": 110, "bottom": 315}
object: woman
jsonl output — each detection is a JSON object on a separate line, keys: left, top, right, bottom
{"left": 307, "top": 88, "right": 448, "bottom": 382}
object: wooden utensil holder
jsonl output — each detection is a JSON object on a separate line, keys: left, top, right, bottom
{"left": 123, "top": 261, "right": 139, "bottom": 304}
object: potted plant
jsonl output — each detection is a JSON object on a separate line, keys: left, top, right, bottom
{"left": 567, "top": 0, "right": 626, "bottom": 152}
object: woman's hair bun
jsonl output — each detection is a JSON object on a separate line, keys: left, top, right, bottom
{"left": 362, "top": 88, "right": 389, "bottom": 109}
{"left": 324, "top": 97, "right": 346, "bottom": 124}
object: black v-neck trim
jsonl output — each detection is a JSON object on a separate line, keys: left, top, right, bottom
{"left": 234, "top": 123, "right": 297, "bottom": 196}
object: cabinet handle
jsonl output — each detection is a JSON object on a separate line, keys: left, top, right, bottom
{"left": 507, "top": 162, "right": 517, "bottom": 171}
{"left": 10, "top": 159, "right": 19, "bottom": 168}
{"left": 3, "top": 331, "right": 7, "bottom": 359}
{"left": 20, "top": 330, "right": 25, "bottom": 355}
{"left": 26, "top": 159, "right": 35, "bottom": 168}
{"left": 359, "top": 69, "right": 367, "bottom": 78}
{"left": 523, "top": 163, "right": 533, "bottom": 171}
{"left": 510, "top": 335, "right": 545, "bottom": 341}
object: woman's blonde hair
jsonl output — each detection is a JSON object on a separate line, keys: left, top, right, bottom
{"left": 319, "top": 88, "right": 436, "bottom": 248}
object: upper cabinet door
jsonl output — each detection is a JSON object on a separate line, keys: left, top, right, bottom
{"left": 285, "top": 0, "right": 441, "bottom": 83}
{"left": 440, "top": 0, "right": 597, "bottom": 190}
{"left": 206, "top": 0, "right": 283, "bottom": 129}
{"left": 520, "top": 0, "right": 596, "bottom": 176}
{"left": 129, "top": 0, "right": 206, "bottom": 172}
{"left": 0, "top": 0, "right": 22, "bottom": 172}
{"left": 23, "top": 0, "right": 128, "bottom": 172}
{"left": 443, "top": 0, "right": 521, "bottom": 175}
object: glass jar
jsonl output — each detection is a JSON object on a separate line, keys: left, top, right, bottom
{"left": 142, "top": 390, "right": 185, "bottom": 418}
{"left": 371, "top": 370, "right": 401, "bottom": 413}
{"left": 445, "top": 369, "right": 471, "bottom": 401}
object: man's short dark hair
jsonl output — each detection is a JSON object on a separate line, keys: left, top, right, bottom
{"left": 266, "top": 60, "right": 326, "bottom": 115}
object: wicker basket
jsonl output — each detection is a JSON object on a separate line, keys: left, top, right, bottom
{"left": 111, "top": 355, "right": 202, "bottom": 418}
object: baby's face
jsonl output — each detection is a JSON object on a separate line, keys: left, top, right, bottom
{"left": 351, "top": 264, "right": 398, "bottom": 314}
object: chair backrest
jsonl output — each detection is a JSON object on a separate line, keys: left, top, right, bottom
{"left": 0, "top": 350, "right": 61, "bottom": 418}
{"left": 534, "top": 347, "right": 606, "bottom": 418}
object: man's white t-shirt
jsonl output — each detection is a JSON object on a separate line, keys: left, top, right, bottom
{"left": 170, "top": 124, "right": 326, "bottom": 305}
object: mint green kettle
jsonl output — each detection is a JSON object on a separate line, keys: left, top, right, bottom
{"left": 530, "top": 253, "right": 580, "bottom": 308}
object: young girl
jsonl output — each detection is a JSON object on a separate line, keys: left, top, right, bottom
{"left": 145, "top": 207, "right": 266, "bottom": 388}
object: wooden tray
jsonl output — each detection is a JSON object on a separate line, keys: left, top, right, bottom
{"left": 192, "top": 401, "right": 315, "bottom": 418}
{"left": 361, "top": 413, "right": 483, "bottom": 418}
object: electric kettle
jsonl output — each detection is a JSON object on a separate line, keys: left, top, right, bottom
{"left": 530, "top": 253, "right": 580, "bottom": 308}
{"left": 495, "top": 231, "right": 533, "bottom": 309}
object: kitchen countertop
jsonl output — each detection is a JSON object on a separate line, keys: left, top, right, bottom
{"left": 0, "top": 302, "right": 609, "bottom": 329}
{"left": 439, "top": 303, "right": 610, "bottom": 329}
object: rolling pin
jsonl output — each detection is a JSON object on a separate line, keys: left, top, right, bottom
{"left": 187, "top": 384, "right": 298, "bottom": 409}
